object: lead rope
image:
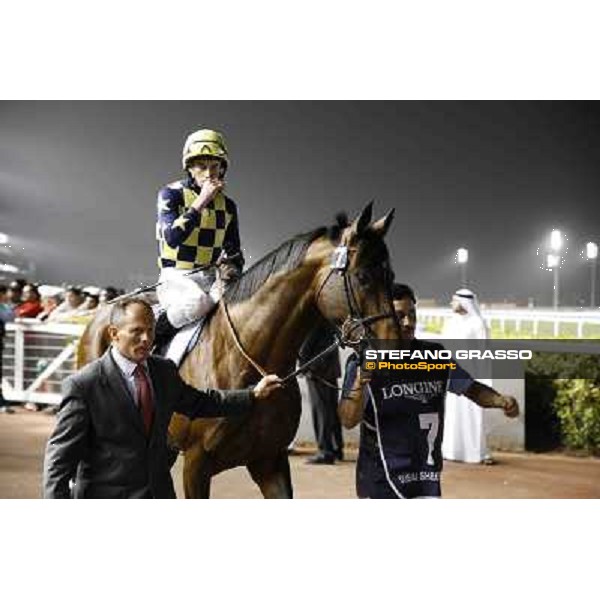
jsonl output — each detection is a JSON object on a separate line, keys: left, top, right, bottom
{"left": 220, "top": 296, "right": 351, "bottom": 387}
{"left": 219, "top": 297, "right": 268, "bottom": 378}
{"left": 218, "top": 263, "right": 342, "bottom": 384}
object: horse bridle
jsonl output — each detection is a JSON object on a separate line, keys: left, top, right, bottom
{"left": 313, "top": 244, "right": 402, "bottom": 350}
{"left": 278, "top": 244, "right": 401, "bottom": 385}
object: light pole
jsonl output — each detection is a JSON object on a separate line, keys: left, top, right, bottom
{"left": 546, "top": 253, "right": 559, "bottom": 310}
{"left": 586, "top": 242, "right": 598, "bottom": 309}
{"left": 457, "top": 247, "right": 468, "bottom": 288}
{"left": 548, "top": 230, "right": 562, "bottom": 310}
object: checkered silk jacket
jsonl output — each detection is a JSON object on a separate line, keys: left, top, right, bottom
{"left": 156, "top": 176, "right": 244, "bottom": 271}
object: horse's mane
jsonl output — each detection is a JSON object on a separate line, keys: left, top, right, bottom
{"left": 224, "top": 228, "right": 326, "bottom": 304}
{"left": 225, "top": 214, "right": 349, "bottom": 305}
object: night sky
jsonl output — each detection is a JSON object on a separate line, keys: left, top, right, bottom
{"left": 1, "top": 101, "right": 599, "bottom": 307}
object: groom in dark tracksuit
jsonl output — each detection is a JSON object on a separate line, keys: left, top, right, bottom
{"left": 43, "top": 298, "right": 281, "bottom": 499}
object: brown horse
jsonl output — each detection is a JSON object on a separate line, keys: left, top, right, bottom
{"left": 77, "top": 203, "right": 400, "bottom": 498}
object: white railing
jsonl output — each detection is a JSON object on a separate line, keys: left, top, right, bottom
{"left": 2, "top": 309, "right": 599, "bottom": 410}
{"left": 418, "top": 307, "right": 600, "bottom": 338}
{"left": 1, "top": 320, "right": 86, "bottom": 405}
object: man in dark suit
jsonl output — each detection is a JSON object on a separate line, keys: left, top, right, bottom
{"left": 298, "top": 323, "right": 343, "bottom": 465}
{"left": 43, "top": 298, "right": 282, "bottom": 499}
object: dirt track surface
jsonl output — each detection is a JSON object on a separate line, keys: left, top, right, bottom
{"left": 2, "top": 409, "right": 599, "bottom": 499}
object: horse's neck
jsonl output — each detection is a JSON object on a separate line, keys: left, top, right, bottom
{"left": 223, "top": 263, "right": 322, "bottom": 372}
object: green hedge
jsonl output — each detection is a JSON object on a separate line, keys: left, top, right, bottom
{"left": 554, "top": 380, "right": 600, "bottom": 455}
{"left": 526, "top": 353, "right": 600, "bottom": 455}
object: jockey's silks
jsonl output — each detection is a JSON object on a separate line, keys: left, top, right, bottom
{"left": 156, "top": 178, "right": 241, "bottom": 270}
{"left": 357, "top": 341, "right": 450, "bottom": 499}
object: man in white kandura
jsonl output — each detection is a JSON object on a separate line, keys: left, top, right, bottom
{"left": 442, "top": 288, "right": 494, "bottom": 464}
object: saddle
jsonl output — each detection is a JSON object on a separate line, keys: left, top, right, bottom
{"left": 153, "top": 304, "right": 218, "bottom": 368}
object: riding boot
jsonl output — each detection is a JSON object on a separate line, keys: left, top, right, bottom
{"left": 153, "top": 311, "right": 179, "bottom": 355}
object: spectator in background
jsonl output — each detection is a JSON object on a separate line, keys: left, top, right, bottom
{"left": 99, "top": 286, "right": 119, "bottom": 305}
{"left": 49, "top": 285, "right": 84, "bottom": 321}
{"left": 6, "top": 280, "right": 25, "bottom": 309}
{"left": 23, "top": 285, "right": 64, "bottom": 412}
{"left": 15, "top": 284, "right": 43, "bottom": 318}
{"left": 36, "top": 286, "right": 65, "bottom": 322}
{"left": 0, "top": 285, "right": 14, "bottom": 321}
{"left": 0, "top": 284, "right": 15, "bottom": 413}
{"left": 78, "top": 286, "right": 101, "bottom": 312}
{"left": 442, "top": 288, "right": 494, "bottom": 465}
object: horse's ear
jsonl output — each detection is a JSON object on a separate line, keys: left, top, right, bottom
{"left": 370, "top": 208, "right": 395, "bottom": 238}
{"left": 349, "top": 201, "right": 373, "bottom": 239}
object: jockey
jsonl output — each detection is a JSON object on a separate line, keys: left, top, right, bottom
{"left": 155, "top": 129, "right": 244, "bottom": 339}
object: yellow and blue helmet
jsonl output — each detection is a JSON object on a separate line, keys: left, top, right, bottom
{"left": 182, "top": 129, "right": 229, "bottom": 170}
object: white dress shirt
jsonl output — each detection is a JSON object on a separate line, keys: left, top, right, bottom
{"left": 110, "top": 346, "right": 154, "bottom": 407}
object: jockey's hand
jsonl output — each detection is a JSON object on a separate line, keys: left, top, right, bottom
{"left": 253, "top": 374, "right": 284, "bottom": 400}
{"left": 501, "top": 395, "right": 519, "bottom": 418}
{"left": 192, "top": 178, "right": 224, "bottom": 212}
{"left": 219, "top": 262, "right": 242, "bottom": 283}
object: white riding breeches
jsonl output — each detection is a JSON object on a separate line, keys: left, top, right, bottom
{"left": 157, "top": 267, "right": 222, "bottom": 328}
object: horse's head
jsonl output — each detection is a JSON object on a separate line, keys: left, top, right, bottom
{"left": 311, "top": 202, "right": 400, "bottom": 342}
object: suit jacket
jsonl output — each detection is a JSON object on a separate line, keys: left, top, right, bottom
{"left": 43, "top": 350, "right": 253, "bottom": 499}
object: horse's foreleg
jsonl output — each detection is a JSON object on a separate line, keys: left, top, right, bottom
{"left": 247, "top": 451, "right": 294, "bottom": 499}
{"left": 182, "top": 444, "right": 212, "bottom": 499}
